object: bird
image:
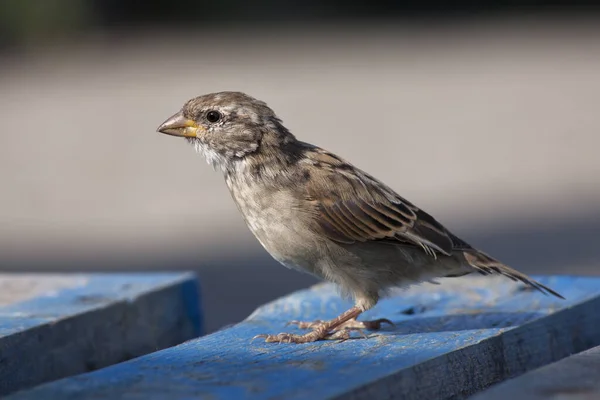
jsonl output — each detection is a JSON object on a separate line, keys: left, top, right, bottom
{"left": 157, "top": 91, "right": 564, "bottom": 344}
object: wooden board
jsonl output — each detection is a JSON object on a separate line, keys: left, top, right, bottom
{"left": 6, "top": 275, "right": 600, "bottom": 400}
{"left": 0, "top": 273, "right": 202, "bottom": 396}
{"left": 469, "top": 345, "right": 600, "bottom": 400}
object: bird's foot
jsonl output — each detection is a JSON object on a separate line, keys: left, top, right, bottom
{"left": 288, "top": 317, "right": 394, "bottom": 331}
{"left": 253, "top": 324, "right": 341, "bottom": 343}
{"left": 253, "top": 306, "right": 385, "bottom": 344}
{"left": 253, "top": 326, "right": 368, "bottom": 343}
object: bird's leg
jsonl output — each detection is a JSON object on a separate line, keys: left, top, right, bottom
{"left": 286, "top": 320, "right": 324, "bottom": 329}
{"left": 254, "top": 306, "right": 364, "bottom": 344}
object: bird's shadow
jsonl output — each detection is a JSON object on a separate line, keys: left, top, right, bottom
{"left": 359, "top": 311, "right": 545, "bottom": 336}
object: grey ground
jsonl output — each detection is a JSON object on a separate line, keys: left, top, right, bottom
{"left": 1, "top": 16, "right": 599, "bottom": 332}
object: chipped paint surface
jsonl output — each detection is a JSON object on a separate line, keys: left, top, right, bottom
{"left": 8, "top": 275, "right": 600, "bottom": 400}
{"left": 0, "top": 273, "right": 202, "bottom": 397}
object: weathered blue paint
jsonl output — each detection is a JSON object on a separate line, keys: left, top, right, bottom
{"left": 0, "top": 273, "right": 202, "bottom": 396}
{"left": 8, "top": 275, "right": 600, "bottom": 400}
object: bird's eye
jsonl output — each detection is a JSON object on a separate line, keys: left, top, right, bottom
{"left": 206, "top": 110, "right": 221, "bottom": 123}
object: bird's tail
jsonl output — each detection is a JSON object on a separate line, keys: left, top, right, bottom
{"left": 461, "top": 249, "right": 564, "bottom": 299}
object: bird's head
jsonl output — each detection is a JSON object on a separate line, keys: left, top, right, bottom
{"left": 157, "top": 91, "right": 296, "bottom": 172}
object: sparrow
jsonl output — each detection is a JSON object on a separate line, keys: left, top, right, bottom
{"left": 157, "top": 91, "right": 563, "bottom": 344}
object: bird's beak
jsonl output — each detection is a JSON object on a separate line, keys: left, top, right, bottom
{"left": 157, "top": 111, "right": 202, "bottom": 138}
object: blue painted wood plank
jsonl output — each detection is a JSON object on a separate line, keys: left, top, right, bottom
{"left": 6, "top": 275, "right": 600, "bottom": 400}
{"left": 469, "top": 345, "right": 600, "bottom": 400}
{"left": 0, "top": 273, "right": 202, "bottom": 396}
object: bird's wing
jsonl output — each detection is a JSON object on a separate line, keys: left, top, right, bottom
{"left": 299, "top": 145, "right": 564, "bottom": 298}
{"left": 302, "top": 147, "right": 463, "bottom": 257}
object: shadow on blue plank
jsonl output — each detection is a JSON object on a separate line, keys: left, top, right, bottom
{"left": 7, "top": 275, "right": 600, "bottom": 400}
{"left": 0, "top": 273, "right": 202, "bottom": 396}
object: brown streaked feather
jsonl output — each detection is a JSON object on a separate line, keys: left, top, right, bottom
{"left": 302, "top": 146, "right": 456, "bottom": 257}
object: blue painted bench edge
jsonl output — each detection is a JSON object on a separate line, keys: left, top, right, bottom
{"left": 0, "top": 272, "right": 202, "bottom": 396}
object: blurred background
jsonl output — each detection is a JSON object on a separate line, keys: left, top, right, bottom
{"left": 1, "top": 1, "right": 599, "bottom": 333}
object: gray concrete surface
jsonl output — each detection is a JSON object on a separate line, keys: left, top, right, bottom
{"left": 1, "top": 16, "right": 599, "bottom": 332}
